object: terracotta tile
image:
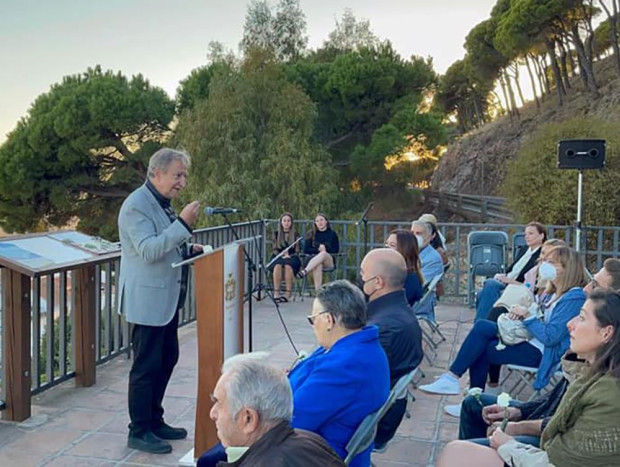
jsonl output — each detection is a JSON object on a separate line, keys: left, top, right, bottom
{"left": 0, "top": 447, "right": 49, "bottom": 467}
{"left": 47, "top": 409, "right": 118, "bottom": 432}
{"left": 5, "top": 428, "right": 83, "bottom": 455}
{"left": 66, "top": 432, "right": 131, "bottom": 460}
{"left": 124, "top": 439, "right": 194, "bottom": 465}
{"left": 43, "top": 455, "right": 117, "bottom": 466}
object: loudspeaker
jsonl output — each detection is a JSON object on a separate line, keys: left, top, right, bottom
{"left": 557, "top": 139, "right": 606, "bottom": 170}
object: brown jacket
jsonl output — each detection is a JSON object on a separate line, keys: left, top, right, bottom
{"left": 217, "top": 421, "right": 345, "bottom": 467}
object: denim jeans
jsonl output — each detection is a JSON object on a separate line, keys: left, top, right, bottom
{"left": 475, "top": 279, "right": 506, "bottom": 321}
{"left": 449, "top": 320, "right": 542, "bottom": 389}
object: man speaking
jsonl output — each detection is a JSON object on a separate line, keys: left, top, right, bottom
{"left": 118, "top": 148, "right": 202, "bottom": 454}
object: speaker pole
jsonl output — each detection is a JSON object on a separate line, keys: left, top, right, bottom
{"left": 575, "top": 169, "right": 584, "bottom": 252}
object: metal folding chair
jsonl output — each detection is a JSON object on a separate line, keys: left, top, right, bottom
{"left": 344, "top": 368, "right": 419, "bottom": 465}
{"left": 500, "top": 364, "right": 563, "bottom": 401}
{"left": 467, "top": 231, "right": 508, "bottom": 306}
{"left": 412, "top": 273, "right": 446, "bottom": 365}
{"left": 298, "top": 252, "right": 347, "bottom": 301}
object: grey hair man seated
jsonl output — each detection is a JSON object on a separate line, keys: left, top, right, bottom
{"left": 208, "top": 353, "right": 345, "bottom": 466}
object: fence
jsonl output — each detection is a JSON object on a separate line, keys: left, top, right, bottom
{"left": 1, "top": 219, "right": 618, "bottom": 410}
{"left": 0, "top": 221, "right": 263, "bottom": 411}
{"left": 425, "top": 191, "right": 513, "bottom": 222}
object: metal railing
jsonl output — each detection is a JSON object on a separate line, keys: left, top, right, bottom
{"left": 425, "top": 191, "right": 513, "bottom": 222}
{"left": 0, "top": 221, "right": 263, "bottom": 410}
{"left": 1, "top": 219, "right": 617, "bottom": 409}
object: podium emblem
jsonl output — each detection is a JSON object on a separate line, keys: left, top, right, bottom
{"left": 225, "top": 273, "right": 236, "bottom": 302}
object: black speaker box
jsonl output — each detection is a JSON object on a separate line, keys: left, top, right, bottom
{"left": 557, "top": 139, "right": 606, "bottom": 170}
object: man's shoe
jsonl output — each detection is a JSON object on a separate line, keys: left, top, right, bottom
{"left": 152, "top": 422, "right": 188, "bottom": 440}
{"left": 128, "top": 430, "right": 172, "bottom": 454}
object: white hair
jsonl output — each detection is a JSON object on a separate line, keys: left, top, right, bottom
{"left": 411, "top": 220, "right": 432, "bottom": 235}
{"left": 221, "top": 352, "right": 293, "bottom": 423}
{"left": 147, "top": 148, "right": 190, "bottom": 178}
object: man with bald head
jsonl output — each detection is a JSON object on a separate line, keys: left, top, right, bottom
{"left": 359, "top": 248, "right": 424, "bottom": 450}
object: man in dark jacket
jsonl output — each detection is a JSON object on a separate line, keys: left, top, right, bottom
{"left": 208, "top": 353, "right": 344, "bottom": 467}
{"left": 360, "top": 248, "right": 424, "bottom": 450}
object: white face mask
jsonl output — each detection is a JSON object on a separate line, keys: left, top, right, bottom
{"left": 416, "top": 234, "right": 425, "bottom": 248}
{"left": 539, "top": 261, "right": 557, "bottom": 281}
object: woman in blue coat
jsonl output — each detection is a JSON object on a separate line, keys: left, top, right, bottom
{"left": 289, "top": 280, "right": 390, "bottom": 467}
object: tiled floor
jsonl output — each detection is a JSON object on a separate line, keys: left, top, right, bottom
{"left": 0, "top": 297, "right": 476, "bottom": 466}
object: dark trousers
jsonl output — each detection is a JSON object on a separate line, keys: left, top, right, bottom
{"left": 459, "top": 394, "right": 539, "bottom": 447}
{"left": 375, "top": 398, "right": 407, "bottom": 446}
{"left": 128, "top": 312, "right": 179, "bottom": 434}
{"left": 449, "top": 320, "right": 542, "bottom": 390}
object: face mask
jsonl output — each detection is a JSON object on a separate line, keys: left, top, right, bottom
{"left": 416, "top": 235, "right": 424, "bottom": 248}
{"left": 356, "top": 274, "right": 376, "bottom": 302}
{"left": 539, "top": 261, "right": 557, "bottom": 281}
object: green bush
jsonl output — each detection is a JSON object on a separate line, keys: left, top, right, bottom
{"left": 502, "top": 117, "right": 620, "bottom": 226}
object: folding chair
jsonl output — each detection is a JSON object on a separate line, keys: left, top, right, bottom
{"left": 467, "top": 231, "right": 508, "bottom": 306}
{"left": 499, "top": 364, "right": 563, "bottom": 401}
{"left": 412, "top": 273, "right": 446, "bottom": 365}
{"left": 512, "top": 232, "right": 527, "bottom": 263}
{"left": 344, "top": 368, "right": 419, "bottom": 465}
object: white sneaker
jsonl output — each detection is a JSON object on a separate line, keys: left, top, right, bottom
{"left": 418, "top": 373, "right": 460, "bottom": 395}
{"left": 444, "top": 403, "right": 462, "bottom": 418}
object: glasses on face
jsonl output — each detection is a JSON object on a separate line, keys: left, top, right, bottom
{"left": 306, "top": 310, "right": 330, "bottom": 326}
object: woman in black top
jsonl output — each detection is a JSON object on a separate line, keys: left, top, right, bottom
{"left": 298, "top": 213, "right": 340, "bottom": 290}
{"left": 271, "top": 212, "right": 301, "bottom": 303}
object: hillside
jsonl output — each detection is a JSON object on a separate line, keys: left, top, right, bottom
{"left": 432, "top": 56, "right": 620, "bottom": 197}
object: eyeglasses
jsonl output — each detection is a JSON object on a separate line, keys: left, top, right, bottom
{"left": 306, "top": 310, "right": 330, "bottom": 325}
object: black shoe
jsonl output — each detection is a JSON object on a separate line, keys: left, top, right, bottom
{"left": 128, "top": 430, "right": 172, "bottom": 454}
{"left": 152, "top": 422, "right": 188, "bottom": 440}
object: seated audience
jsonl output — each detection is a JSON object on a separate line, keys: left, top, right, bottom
{"left": 475, "top": 222, "right": 547, "bottom": 321}
{"left": 270, "top": 212, "right": 301, "bottom": 303}
{"left": 298, "top": 213, "right": 340, "bottom": 290}
{"left": 289, "top": 280, "right": 390, "bottom": 466}
{"left": 360, "top": 248, "right": 423, "bottom": 449}
{"left": 384, "top": 229, "right": 425, "bottom": 306}
{"left": 437, "top": 288, "right": 620, "bottom": 467}
{"left": 483, "top": 238, "right": 566, "bottom": 392}
{"left": 419, "top": 246, "right": 586, "bottom": 396}
{"left": 452, "top": 259, "right": 620, "bottom": 442}
{"left": 206, "top": 353, "right": 345, "bottom": 466}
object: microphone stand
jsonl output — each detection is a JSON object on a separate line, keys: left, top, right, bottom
{"left": 355, "top": 202, "right": 374, "bottom": 257}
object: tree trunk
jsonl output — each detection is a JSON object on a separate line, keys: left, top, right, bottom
{"left": 599, "top": 0, "right": 620, "bottom": 77}
{"left": 540, "top": 54, "right": 552, "bottom": 95}
{"left": 571, "top": 24, "right": 599, "bottom": 97}
{"left": 525, "top": 55, "right": 541, "bottom": 109}
{"left": 558, "top": 39, "right": 573, "bottom": 89}
{"left": 546, "top": 39, "right": 565, "bottom": 105}
{"left": 534, "top": 54, "right": 550, "bottom": 97}
{"left": 498, "top": 73, "right": 514, "bottom": 121}
{"left": 582, "top": 3, "right": 596, "bottom": 63}
{"left": 503, "top": 70, "right": 520, "bottom": 118}
{"left": 511, "top": 63, "right": 527, "bottom": 107}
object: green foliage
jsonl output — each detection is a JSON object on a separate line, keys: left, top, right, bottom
{"left": 174, "top": 49, "right": 338, "bottom": 224}
{"left": 176, "top": 60, "right": 235, "bottom": 113}
{"left": 0, "top": 66, "right": 175, "bottom": 239}
{"left": 502, "top": 117, "right": 620, "bottom": 226}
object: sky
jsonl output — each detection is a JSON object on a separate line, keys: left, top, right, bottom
{"left": 0, "top": 0, "right": 498, "bottom": 143}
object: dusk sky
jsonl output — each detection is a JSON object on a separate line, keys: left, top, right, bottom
{"left": 1, "top": 0, "right": 497, "bottom": 143}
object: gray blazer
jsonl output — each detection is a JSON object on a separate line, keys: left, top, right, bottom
{"left": 117, "top": 185, "right": 192, "bottom": 326}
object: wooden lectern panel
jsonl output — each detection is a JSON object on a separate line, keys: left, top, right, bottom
{"left": 193, "top": 244, "right": 245, "bottom": 459}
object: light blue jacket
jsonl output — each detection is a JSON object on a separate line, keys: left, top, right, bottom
{"left": 524, "top": 287, "right": 586, "bottom": 389}
{"left": 117, "top": 184, "right": 192, "bottom": 326}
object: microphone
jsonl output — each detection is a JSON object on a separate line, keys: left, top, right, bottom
{"left": 203, "top": 206, "right": 244, "bottom": 215}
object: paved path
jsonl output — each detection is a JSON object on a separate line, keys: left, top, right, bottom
{"left": 0, "top": 297, "right": 475, "bottom": 466}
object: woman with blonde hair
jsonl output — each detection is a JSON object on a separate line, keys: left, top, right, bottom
{"left": 420, "top": 246, "right": 587, "bottom": 396}
{"left": 270, "top": 212, "right": 301, "bottom": 303}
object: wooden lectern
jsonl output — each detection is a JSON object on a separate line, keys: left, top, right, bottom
{"left": 178, "top": 242, "right": 245, "bottom": 465}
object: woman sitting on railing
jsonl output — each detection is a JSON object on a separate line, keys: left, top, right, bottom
{"left": 436, "top": 288, "right": 620, "bottom": 467}
{"left": 297, "top": 213, "right": 340, "bottom": 290}
{"left": 385, "top": 229, "right": 425, "bottom": 306}
{"left": 475, "top": 222, "right": 547, "bottom": 321}
{"left": 419, "top": 245, "right": 587, "bottom": 396}
{"left": 270, "top": 212, "right": 301, "bottom": 303}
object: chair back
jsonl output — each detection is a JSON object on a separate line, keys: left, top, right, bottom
{"left": 415, "top": 273, "right": 443, "bottom": 318}
{"left": 467, "top": 231, "right": 508, "bottom": 278}
{"left": 343, "top": 368, "right": 419, "bottom": 465}
{"left": 512, "top": 232, "right": 527, "bottom": 262}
